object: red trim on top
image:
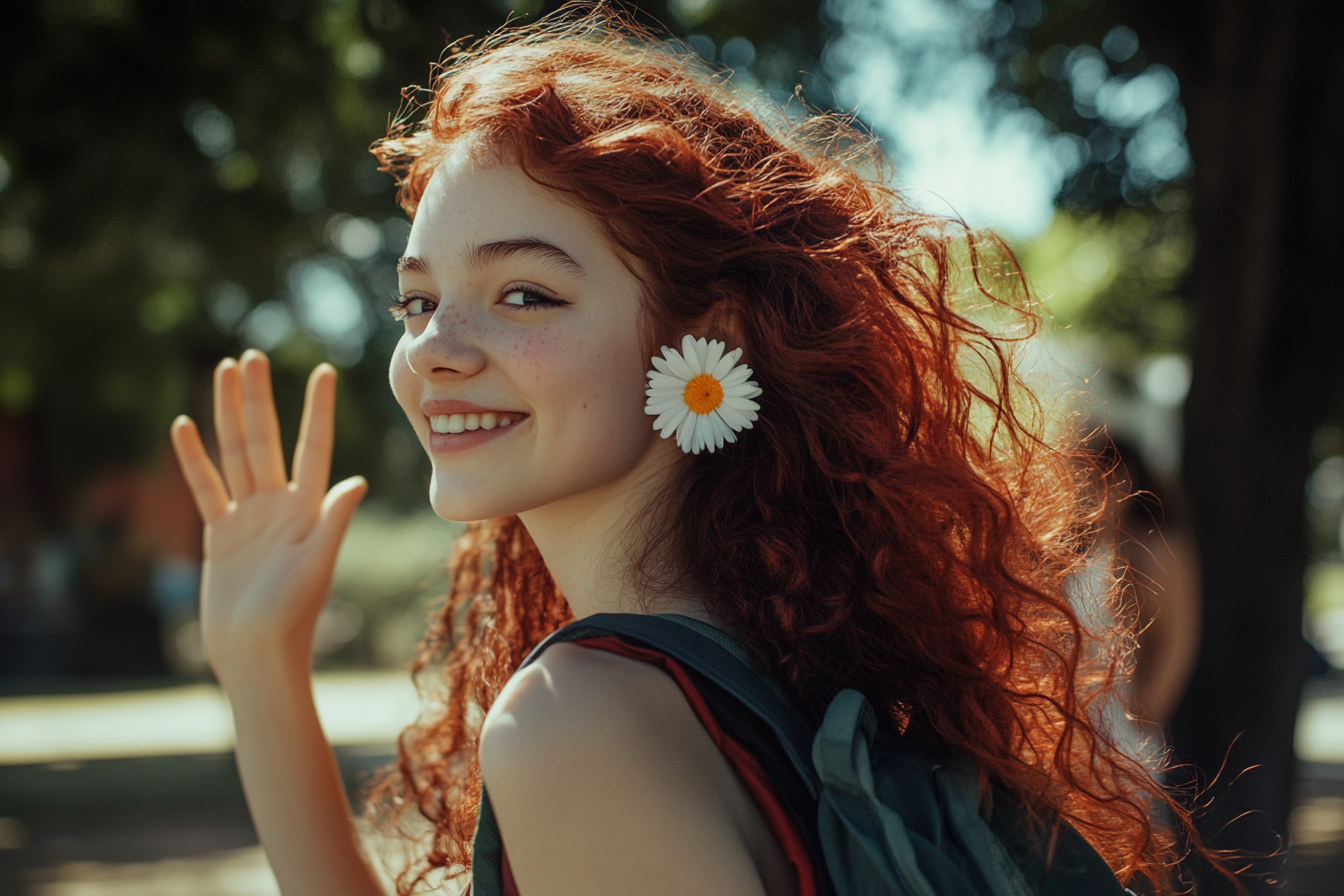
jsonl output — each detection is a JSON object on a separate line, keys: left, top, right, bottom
{"left": 502, "top": 843, "right": 520, "bottom": 896}
{"left": 572, "top": 635, "right": 818, "bottom": 896}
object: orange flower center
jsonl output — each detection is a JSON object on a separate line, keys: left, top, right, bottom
{"left": 683, "top": 373, "right": 724, "bottom": 415}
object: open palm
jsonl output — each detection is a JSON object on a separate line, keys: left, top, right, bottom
{"left": 170, "top": 351, "right": 367, "bottom": 672}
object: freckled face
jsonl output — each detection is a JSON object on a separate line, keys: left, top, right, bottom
{"left": 389, "top": 147, "right": 671, "bottom": 522}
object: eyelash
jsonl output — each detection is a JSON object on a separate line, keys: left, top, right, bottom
{"left": 388, "top": 294, "right": 434, "bottom": 322}
{"left": 499, "top": 284, "right": 569, "bottom": 312}
{"left": 387, "top": 285, "right": 569, "bottom": 321}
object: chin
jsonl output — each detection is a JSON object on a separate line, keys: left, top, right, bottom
{"left": 428, "top": 472, "right": 512, "bottom": 523}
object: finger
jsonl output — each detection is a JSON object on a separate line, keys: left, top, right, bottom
{"left": 170, "top": 416, "right": 231, "bottom": 521}
{"left": 293, "top": 364, "right": 337, "bottom": 496}
{"left": 239, "top": 350, "right": 289, "bottom": 491}
{"left": 213, "top": 358, "right": 254, "bottom": 501}
{"left": 311, "top": 476, "right": 368, "bottom": 560}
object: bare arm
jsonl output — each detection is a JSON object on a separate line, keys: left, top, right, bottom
{"left": 170, "top": 350, "right": 381, "bottom": 896}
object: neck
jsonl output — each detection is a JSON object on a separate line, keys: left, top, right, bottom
{"left": 518, "top": 448, "right": 714, "bottom": 625}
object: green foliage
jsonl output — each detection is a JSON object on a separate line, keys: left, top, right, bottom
{"left": 0, "top": 0, "right": 832, "bottom": 512}
{"left": 1017, "top": 197, "right": 1192, "bottom": 368}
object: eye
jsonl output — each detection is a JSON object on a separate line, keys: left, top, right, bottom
{"left": 500, "top": 285, "right": 569, "bottom": 312}
{"left": 389, "top": 294, "right": 436, "bottom": 322}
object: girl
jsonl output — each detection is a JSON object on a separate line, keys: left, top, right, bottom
{"left": 170, "top": 8, "right": 1204, "bottom": 895}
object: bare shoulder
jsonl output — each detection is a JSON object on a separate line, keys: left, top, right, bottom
{"left": 479, "top": 642, "right": 796, "bottom": 896}
{"left": 480, "top": 642, "right": 689, "bottom": 767}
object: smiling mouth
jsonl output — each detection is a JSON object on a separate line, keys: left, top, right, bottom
{"left": 428, "top": 412, "right": 526, "bottom": 433}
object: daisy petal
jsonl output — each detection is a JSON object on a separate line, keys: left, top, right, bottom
{"left": 656, "top": 403, "right": 689, "bottom": 437}
{"left": 710, "top": 347, "right": 740, "bottom": 381}
{"left": 719, "top": 365, "right": 752, "bottom": 389}
{"left": 722, "top": 396, "right": 761, "bottom": 412}
{"left": 709, "top": 412, "right": 732, "bottom": 449}
{"left": 648, "top": 395, "right": 686, "bottom": 409}
{"left": 661, "top": 344, "right": 695, "bottom": 380}
{"left": 646, "top": 397, "right": 683, "bottom": 416}
{"left": 650, "top": 356, "right": 674, "bottom": 377}
{"left": 681, "top": 335, "right": 705, "bottom": 375}
{"left": 721, "top": 381, "right": 760, "bottom": 400}
{"left": 715, "top": 403, "right": 749, "bottom": 430}
{"left": 647, "top": 371, "right": 684, "bottom": 391}
{"left": 694, "top": 413, "right": 714, "bottom": 454}
{"left": 676, "top": 411, "right": 697, "bottom": 453}
{"left": 703, "top": 340, "right": 725, "bottom": 379}
{"left": 694, "top": 337, "right": 713, "bottom": 373}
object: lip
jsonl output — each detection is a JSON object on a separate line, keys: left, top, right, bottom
{"left": 420, "top": 399, "right": 530, "bottom": 456}
{"left": 420, "top": 399, "right": 528, "bottom": 417}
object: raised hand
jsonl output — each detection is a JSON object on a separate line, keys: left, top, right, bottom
{"left": 170, "top": 350, "right": 367, "bottom": 677}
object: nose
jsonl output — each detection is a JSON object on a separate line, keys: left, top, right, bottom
{"left": 405, "top": 302, "right": 488, "bottom": 380}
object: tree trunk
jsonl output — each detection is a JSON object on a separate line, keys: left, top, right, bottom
{"left": 1161, "top": 1, "right": 1344, "bottom": 892}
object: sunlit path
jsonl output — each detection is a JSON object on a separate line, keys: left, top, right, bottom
{"left": 0, "top": 672, "right": 419, "bottom": 765}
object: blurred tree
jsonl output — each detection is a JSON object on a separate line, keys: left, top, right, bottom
{"left": 0, "top": 0, "right": 833, "bottom": 512}
{"left": 1130, "top": 3, "right": 1344, "bottom": 892}
{"left": 0, "top": 0, "right": 835, "bottom": 673}
{"left": 905, "top": 0, "right": 1344, "bottom": 889}
{"left": 827, "top": 1, "right": 1344, "bottom": 890}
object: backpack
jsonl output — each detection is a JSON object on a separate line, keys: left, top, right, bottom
{"left": 470, "top": 613, "right": 1132, "bottom": 896}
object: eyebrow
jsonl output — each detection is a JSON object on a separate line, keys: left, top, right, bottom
{"left": 398, "top": 238, "right": 586, "bottom": 280}
{"left": 470, "top": 237, "right": 586, "bottom": 276}
{"left": 397, "top": 256, "right": 429, "bottom": 274}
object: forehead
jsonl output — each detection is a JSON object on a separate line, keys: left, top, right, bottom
{"left": 407, "top": 146, "right": 602, "bottom": 261}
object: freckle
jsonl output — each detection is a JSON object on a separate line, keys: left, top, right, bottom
{"left": 583, "top": 402, "right": 587, "bottom": 409}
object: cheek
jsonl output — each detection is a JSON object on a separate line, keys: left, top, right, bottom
{"left": 389, "top": 336, "right": 420, "bottom": 418}
{"left": 500, "top": 327, "right": 568, "bottom": 389}
{"left": 506, "top": 327, "right": 646, "bottom": 426}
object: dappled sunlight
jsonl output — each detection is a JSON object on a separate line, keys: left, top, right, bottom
{"left": 0, "top": 672, "right": 418, "bottom": 765}
{"left": 27, "top": 848, "right": 279, "bottom": 896}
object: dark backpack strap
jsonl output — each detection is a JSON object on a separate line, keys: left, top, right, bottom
{"left": 470, "top": 789, "right": 506, "bottom": 896}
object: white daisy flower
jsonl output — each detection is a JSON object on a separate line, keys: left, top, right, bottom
{"left": 645, "top": 335, "right": 763, "bottom": 455}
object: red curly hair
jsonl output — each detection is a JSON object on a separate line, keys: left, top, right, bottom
{"left": 366, "top": 6, "right": 1206, "bottom": 893}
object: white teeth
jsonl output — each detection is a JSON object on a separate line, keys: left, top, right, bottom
{"left": 429, "top": 411, "right": 520, "bottom": 433}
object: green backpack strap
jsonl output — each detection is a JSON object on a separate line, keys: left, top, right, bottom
{"left": 812, "top": 689, "right": 1037, "bottom": 896}
{"left": 813, "top": 689, "right": 944, "bottom": 896}
{"left": 935, "top": 766, "right": 1037, "bottom": 896}
{"left": 814, "top": 688, "right": 1128, "bottom": 896}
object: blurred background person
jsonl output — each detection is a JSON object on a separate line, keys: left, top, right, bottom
{"left": 1103, "top": 435, "right": 1201, "bottom": 733}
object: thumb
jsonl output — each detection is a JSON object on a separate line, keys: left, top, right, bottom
{"left": 312, "top": 475, "right": 368, "bottom": 558}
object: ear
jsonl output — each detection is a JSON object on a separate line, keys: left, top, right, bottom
{"left": 686, "top": 288, "right": 747, "bottom": 352}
